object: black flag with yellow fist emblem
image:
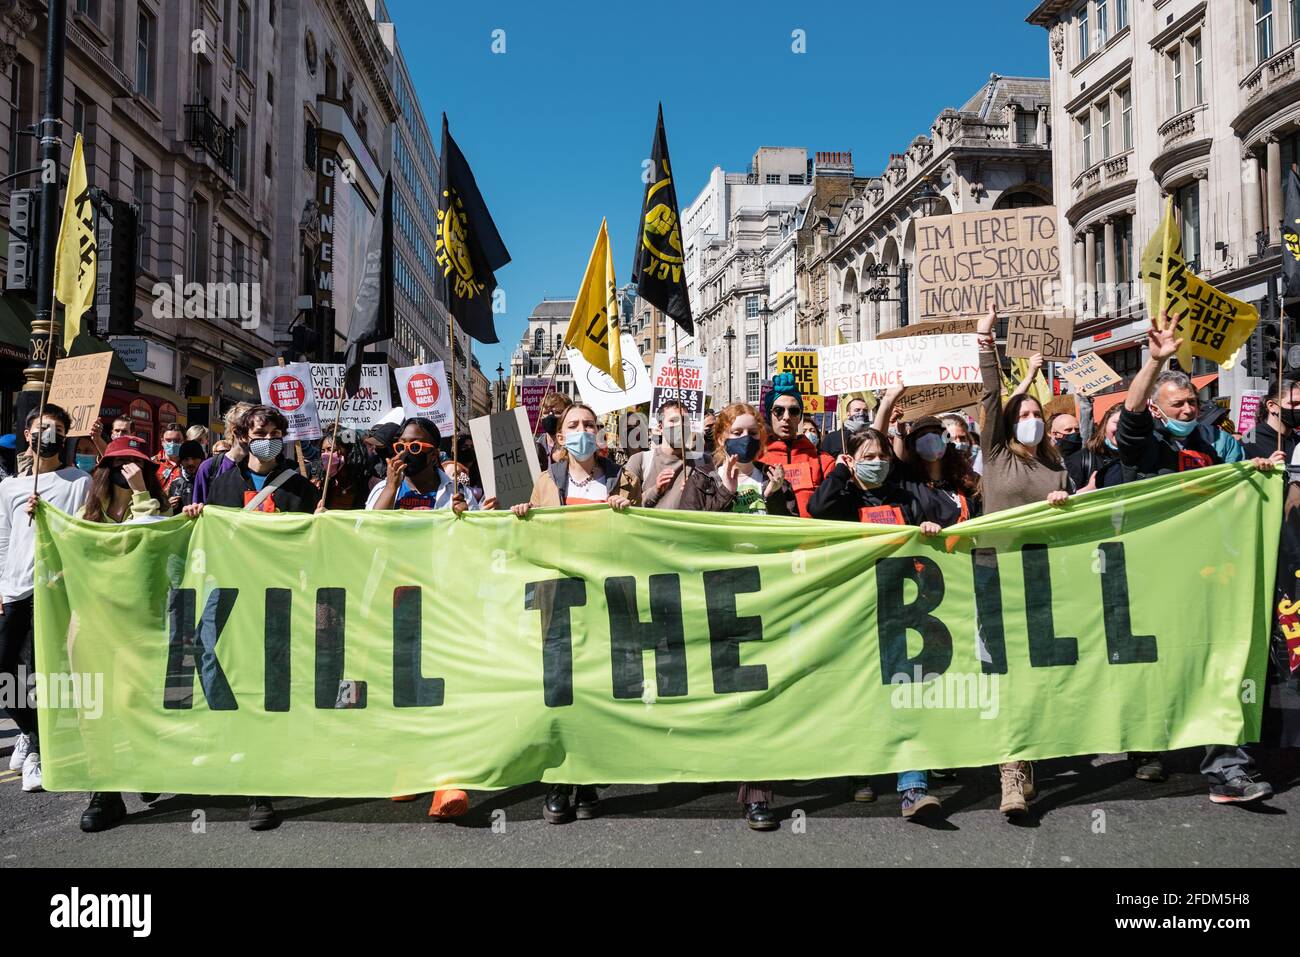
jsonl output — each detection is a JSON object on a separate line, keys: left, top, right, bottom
{"left": 632, "top": 104, "right": 693, "bottom": 335}
{"left": 1284, "top": 167, "right": 1300, "bottom": 295}
{"left": 436, "top": 114, "right": 511, "bottom": 344}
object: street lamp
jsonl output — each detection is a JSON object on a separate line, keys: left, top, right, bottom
{"left": 863, "top": 261, "right": 911, "bottom": 328}
{"left": 496, "top": 362, "right": 504, "bottom": 412}
{"left": 912, "top": 180, "right": 942, "bottom": 218}
{"left": 723, "top": 325, "right": 736, "bottom": 404}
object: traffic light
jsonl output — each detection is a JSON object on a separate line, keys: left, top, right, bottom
{"left": 103, "top": 199, "right": 138, "bottom": 335}
{"left": 1251, "top": 317, "right": 1282, "bottom": 382}
{"left": 4, "top": 188, "right": 40, "bottom": 293}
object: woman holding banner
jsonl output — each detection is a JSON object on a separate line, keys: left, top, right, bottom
{"left": 511, "top": 402, "right": 641, "bottom": 824}
{"left": 977, "top": 306, "right": 1071, "bottom": 817}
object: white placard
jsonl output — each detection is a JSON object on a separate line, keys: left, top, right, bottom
{"left": 393, "top": 362, "right": 455, "bottom": 432}
{"left": 818, "top": 334, "right": 980, "bottom": 396}
{"left": 649, "top": 353, "right": 709, "bottom": 429}
{"left": 257, "top": 363, "right": 322, "bottom": 441}
{"left": 310, "top": 363, "right": 392, "bottom": 431}
{"left": 566, "top": 333, "right": 652, "bottom": 416}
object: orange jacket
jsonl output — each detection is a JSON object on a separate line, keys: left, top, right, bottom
{"left": 758, "top": 435, "right": 835, "bottom": 518}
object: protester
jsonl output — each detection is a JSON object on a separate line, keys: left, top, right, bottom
{"left": 626, "top": 401, "right": 691, "bottom": 509}
{"left": 976, "top": 307, "right": 1071, "bottom": 816}
{"left": 72, "top": 434, "right": 171, "bottom": 832}
{"left": 166, "top": 440, "right": 206, "bottom": 511}
{"left": 799, "top": 416, "right": 822, "bottom": 449}
{"left": 73, "top": 438, "right": 98, "bottom": 474}
{"left": 312, "top": 428, "right": 367, "bottom": 510}
{"left": 185, "top": 424, "right": 211, "bottom": 454}
{"left": 363, "top": 421, "right": 402, "bottom": 490}
{"left": 1049, "top": 411, "right": 1081, "bottom": 457}
{"left": 440, "top": 435, "right": 484, "bottom": 505}
{"left": 0, "top": 435, "right": 15, "bottom": 479}
{"left": 511, "top": 402, "right": 639, "bottom": 824}
{"left": 192, "top": 402, "right": 253, "bottom": 504}
{"left": 757, "top": 373, "right": 835, "bottom": 517}
{"left": 535, "top": 391, "right": 573, "bottom": 468}
{"left": 152, "top": 425, "right": 186, "bottom": 493}
{"left": 939, "top": 413, "right": 980, "bottom": 473}
{"left": 0, "top": 405, "right": 92, "bottom": 793}
{"left": 1243, "top": 378, "right": 1300, "bottom": 461}
{"left": 106, "top": 416, "right": 132, "bottom": 441}
{"left": 1111, "top": 320, "right": 1281, "bottom": 799}
{"left": 702, "top": 409, "right": 717, "bottom": 456}
{"left": 1199, "top": 404, "right": 1245, "bottom": 464}
{"left": 1067, "top": 405, "right": 1121, "bottom": 492}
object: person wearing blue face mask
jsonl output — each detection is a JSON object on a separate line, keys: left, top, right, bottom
{"left": 151, "top": 425, "right": 186, "bottom": 496}
{"left": 1065, "top": 405, "right": 1122, "bottom": 492}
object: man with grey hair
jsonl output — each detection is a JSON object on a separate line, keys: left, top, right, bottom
{"left": 1114, "top": 319, "right": 1283, "bottom": 802}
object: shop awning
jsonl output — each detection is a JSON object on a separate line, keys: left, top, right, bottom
{"left": 68, "top": 330, "right": 139, "bottom": 389}
{"left": 1090, "top": 373, "right": 1219, "bottom": 421}
{"left": 0, "top": 296, "right": 33, "bottom": 363}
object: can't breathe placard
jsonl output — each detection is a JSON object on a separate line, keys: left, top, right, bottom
{"left": 393, "top": 362, "right": 454, "bottom": 432}
{"left": 256, "top": 362, "right": 322, "bottom": 441}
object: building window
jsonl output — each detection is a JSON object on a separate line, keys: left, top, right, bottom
{"left": 1016, "top": 109, "right": 1037, "bottom": 144}
{"left": 188, "top": 197, "right": 209, "bottom": 282}
{"left": 232, "top": 238, "right": 246, "bottom": 285}
{"left": 133, "top": 164, "right": 152, "bottom": 272}
{"left": 1293, "top": 0, "right": 1299, "bottom": 40}
{"left": 1081, "top": 112, "right": 1093, "bottom": 168}
{"left": 266, "top": 72, "right": 274, "bottom": 104}
{"left": 1096, "top": 0, "right": 1108, "bottom": 44}
{"left": 236, "top": 2, "right": 250, "bottom": 72}
{"left": 788, "top": 174, "right": 804, "bottom": 185}
{"left": 746, "top": 372, "right": 760, "bottom": 403}
{"left": 136, "top": 8, "right": 156, "bottom": 101}
{"left": 1192, "top": 35, "right": 1204, "bottom": 105}
{"left": 1078, "top": 3, "right": 1090, "bottom": 61}
{"left": 657, "top": 336, "right": 666, "bottom": 350}
{"left": 1100, "top": 101, "right": 1112, "bottom": 158}
{"left": 765, "top": 174, "right": 780, "bottom": 184}
{"left": 745, "top": 333, "right": 759, "bottom": 358}
{"left": 746, "top": 294, "right": 759, "bottom": 318}
{"left": 1120, "top": 86, "right": 1133, "bottom": 150}
{"left": 233, "top": 120, "right": 247, "bottom": 189}
{"left": 263, "top": 141, "right": 272, "bottom": 178}
{"left": 76, "top": 0, "right": 100, "bottom": 24}
{"left": 1116, "top": 0, "right": 1128, "bottom": 31}
{"left": 1171, "top": 47, "right": 1184, "bottom": 114}
{"left": 1175, "top": 182, "right": 1201, "bottom": 269}
{"left": 1257, "top": 0, "right": 1274, "bottom": 64}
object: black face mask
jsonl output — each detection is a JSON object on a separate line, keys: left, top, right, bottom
{"left": 403, "top": 451, "right": 430, "bottom": 473}
{"left": 1055, "top": 433, "right": 1082, "bottom": 456}
{"left": 109, "top": 468, "right": 131, "bottom": 489}
{"left": 1281, "top": 407, "right": 1300, "bottom": 431}
{"left": 703, "top": 426, "right": 715, "bottom": 453}
{"left": 724, "top": 435, "right": 760, "bottom": 464}
{"left": 541, "top": 414, "right": 559, "bottom": 437}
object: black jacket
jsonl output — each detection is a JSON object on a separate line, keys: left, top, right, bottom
{"left": 1065, "top": 446, "right": 1118, "bottom": 490}
{"left": 207, "top": 462, "right": 320, "bottom": 513}
{"left": 1113, "top": 405, "right": 1221, "bottom": 485}
{"left": 808, "top": 462, "right": 924, "bottom": 525}
{"left": 1243, "top": 419, "right": 1297, "bottom": 462}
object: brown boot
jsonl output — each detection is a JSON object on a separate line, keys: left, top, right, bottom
{"left": 1022, "top": 762, "right": 1036, "bottom": 800}
{"left": 999, "top": 762, "right": 1028, "bottom": 817}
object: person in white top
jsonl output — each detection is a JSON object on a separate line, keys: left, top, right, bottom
{"left": 0, "top": 404, "right": 92, "bottom": 793}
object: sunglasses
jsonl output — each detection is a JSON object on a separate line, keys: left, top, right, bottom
{"left": 393, "top": 441, "right": 436, "bottom": 455}
{"left": 771, "top": 406, "right": 800, "bottom": 419}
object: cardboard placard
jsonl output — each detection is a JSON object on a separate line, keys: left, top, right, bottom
{"left": 468, "top": 407, "right": 541, "bottom": 509}
{"left": 650, "top": 354, "right": 708, "bottom": 429}
{"left": 915, "top": 206, "right": 1062, "bottom": 321}
{"left": 393, "top": 362, "right": 455, "bottom": 432}
{"left": 1044, "top": 394, "right": 1078, "bottom": 420}
{"left": 876, "top": 318, "right": 983, "bottom": 419}
{"left": 775, "top": 349, "right": 827, "bottom": 413}
{"left": 48, "top": 352, "right": 113, "bottom": 437}
{"left": 1005, "top": 312, "right": 1075, "bottom": 362}
{"left": 567, "top": 333, "right": 651, "bottom": 416}
{"left": 1057, "top": 352, "right": 1121, "bottom": 397}
{"left": 309, "top": 363, "right": 392, "bottom": 431}
{"left": 257, "top": 363, "right": 322, "bottom": 441}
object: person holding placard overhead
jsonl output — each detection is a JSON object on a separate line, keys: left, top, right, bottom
{"left": 511, "top": 401, "right": 641, "bottom": 824}
{"left": 976, "top": 306, "right": 1071, "bottom": 818}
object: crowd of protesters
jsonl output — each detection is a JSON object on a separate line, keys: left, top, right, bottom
{"left": 1, "top": 306, "right": 1297, "bottom": 834}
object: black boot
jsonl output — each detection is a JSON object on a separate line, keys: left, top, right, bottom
{"left": 80, "top": 792, "right": 127, "bottom": 833}
{"left": 744, "top": 801, "right": 778, "bottom": 831}
{"left": 574, "top": 786, "right": 600, "bottom": 820}
{"left": 542, "top": 785, "right": 574, "bottom": 824}
{"left": 248, "top": 797, "right": 279, "bottom": 831}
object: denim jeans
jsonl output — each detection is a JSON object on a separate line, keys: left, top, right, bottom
{"left": 897, "top": 770, "right": 927, "bottom": 792}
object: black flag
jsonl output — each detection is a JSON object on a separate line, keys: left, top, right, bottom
{"left": 633, "top": 104, "right": 693, "bottom": 335}
{"left": 1284, "top": 167, "right": 1300, "bottom": 296}
{"left": 436, "top": 115, "right": 511, "bottom": 344}
{"left": 343, "top": 173, "right": 394, "bottom": 397}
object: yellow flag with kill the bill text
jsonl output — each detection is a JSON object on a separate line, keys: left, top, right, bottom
{"left": 506, "top": 373, "right": 518, "bottom": 410}
{"left": 565, "top": 219, "right": 624, "bottom": 389}
{"left": 53, "top": 133, "right": 98, "bottom": 353}
{"left": 1140, "top": 198, "right": 1258, "bottom": 370}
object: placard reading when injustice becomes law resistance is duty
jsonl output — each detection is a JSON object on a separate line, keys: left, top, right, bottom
{"left": 32, "top": 465, "right": 1279, "bottom": 797}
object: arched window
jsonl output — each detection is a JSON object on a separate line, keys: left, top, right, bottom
{"left": 533, "top": 328, "right": 544, "bottom": 352}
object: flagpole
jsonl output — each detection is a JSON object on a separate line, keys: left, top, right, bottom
{"left": 28, "top": 310, "right": 59, "bottom": 524}
{"left": 1281, "top": 290, "right": 1289, "bottom": 454}
{"left": 449, "top": 327, "right": 460, "bottom": 499}
{"left": 1157, "top": 196, "right": 1174, "bottom": 331}
{"left": 673, "top": 322, "right": 686, "bottom": 464}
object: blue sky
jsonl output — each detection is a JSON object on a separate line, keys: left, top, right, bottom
{"left": 387, "top": 0, "right": 1050, "bottom": 377}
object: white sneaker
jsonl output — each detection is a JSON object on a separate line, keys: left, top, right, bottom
{"left": 7, "top": 733, "right": 29, "bottom": 771}
{"left": 21, "top": 752, "right": 41, "bottom": 792}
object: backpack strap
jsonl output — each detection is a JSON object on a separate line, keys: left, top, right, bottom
{"left": 243, "top": 469, "right": 295, "bottom": 511}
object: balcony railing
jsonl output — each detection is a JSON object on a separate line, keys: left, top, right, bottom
{"left": 1158, "top": 107, "right": 1202, "bottom": 151}
{"left": 1241, "top": 40, "right": 1299, "bottom": 101}
{"left": 184, "top": 104, "right": 234, "bottom": 173}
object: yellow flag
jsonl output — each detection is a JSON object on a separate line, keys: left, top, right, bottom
{"left": 506, "top": 373, "right": 518, "bottom": 410}
{"left": 564, "top": 219, "right": 624, "bottom": 389}
{"left": 53, "top": 133, "right": 97, "bottom": 352}
{"left": 999, "top": 357, "right": 1053, "bottom": 407}
{"left": 833, "top": 324, "right": 875, "bottom": 418}
{"left": 1140, "top": 199, "right": 1258, "bottom": 369}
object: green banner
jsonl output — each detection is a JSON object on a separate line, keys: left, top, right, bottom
{"left": 32, "top": 464, "right": 1280, "bottom": 797}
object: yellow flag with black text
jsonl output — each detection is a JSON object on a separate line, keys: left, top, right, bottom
{"left": 564, "top": 219, "right": 624, "bottom": 389}
{"left": 506, "top": 373, "right": 518, "bottom": 410}
{"left": 53, "top": 133, "right": 97, "bottom": 353}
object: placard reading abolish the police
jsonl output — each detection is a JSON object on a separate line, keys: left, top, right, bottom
{"left": 818, "top": 335, "right": 979, "bottom": 395}
{"left": 468, "top": 407, "right": 540, "bottom": 509}
{"left": 257, "top": 362, "right": 322, "bottom": 441}
{"left": 1057, "top": 352, "right": 1120, "bottom": 397}
{"left": 1006, "top": 313, "right": 1075, "bottom": 362}
{"left": 915, "top": 207, "right": 1062, "bottom": 320}
{"left": 33, "top": 464, "right": 1278, "bottom": 797}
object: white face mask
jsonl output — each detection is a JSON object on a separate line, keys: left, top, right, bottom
{"left": 1015, "top": 418, "right": 1045, "bottom": 446}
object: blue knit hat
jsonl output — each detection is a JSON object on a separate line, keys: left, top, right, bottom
{"left": 762, "top": 372, "right": 804, "bottom": 421}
